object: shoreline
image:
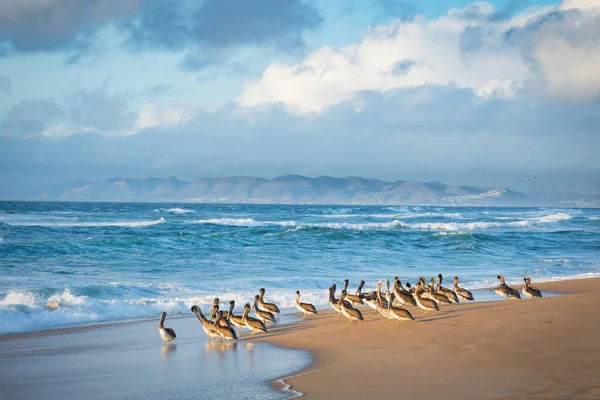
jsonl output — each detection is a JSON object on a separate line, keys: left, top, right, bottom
{"left": 259, "top": 278, "right": 600, "bottom": 399}
{"left": 1, "top": 277, "right": 599, "bottom": 399}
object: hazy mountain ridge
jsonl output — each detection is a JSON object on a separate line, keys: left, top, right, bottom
{"left": 2, "top": 175, "right": 597, "bottom": 206}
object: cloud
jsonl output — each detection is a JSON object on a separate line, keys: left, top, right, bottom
{"left": 141, "top": 84, "right": 172, "bottom": 97}
{"left": 237, "top": 1, "right": 600, "bottom": 113}
{"left": 0, "top": 0, "right": 139, "bottom": 54}
{"left": 68, "top": 85, "right": 136, "bottom": 132}
{"left": 0, "top": 76, "right": 10, "bottom": 93}
{"left": 1, "top": 100, "right": 64, "bottom": 137}
{"left": 124, "top": 0, "right": 323, "bottom": 69}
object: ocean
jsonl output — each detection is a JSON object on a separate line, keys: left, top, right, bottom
{"left": 1, "top": 201, "right": 599, "bottom": 335}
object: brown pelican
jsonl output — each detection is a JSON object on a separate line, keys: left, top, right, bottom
{"left": 364, "top": 281, "right": 388, "bottom": 311}
{"left": 339, "top": 290, "right": 363, "bottom": 324}
{"left": 258, "top": 288, "right": 280, "bottom": 314}
{"left": 376, "top": 290, "right": 392, "bottom": 322}
{"left": 393, "top": 277, "right": 416, "bottom": 307}
{"left": 331, "top": 283, "right": 353, "bottom": 309}
{"left": 453, "top": 276, "right": 474, "bottom": 301}
{"left": 414, "top": 281, "right": 439, "bottom": 314}
{"left": 213, "top": 311, "right": 238, "bottom": 341}
{"left": 253, "top": 295, "right": 277, "bottom": 324}
{"left": 158, "top": 312, "right": 176, "bottom": 343}
{"left": 387, "top": 293, "right": 415, "bottom": 325}
{"left": 210, "top": 301, "right": 231, "bottom": 328}
{"left": 242, "top": 303, "right": 267, "bottom": 335}
{"left": 405, "top": 282, "right": 416, "bottom": 294}
{"left": 429, "top": 277, "right": 452, "bottom": 305}
{"left": 227, "top": 300, "right": 246, "bottom": 332}
{"left": 343, "top": 279, "right": 365, "bottom": 305}
{"left": 385, "top": 280, "right": 393, "bottom": 303}
{"left": 489, "top": 275, "right": 521, "bottom": 300}
{"left": 328, "top": 285, "right": 345, "bottom": 317}
{"left": 437, "top": 274, "right": 459, "bottom": 303}
{"left": 523, "top": 277, "right": 543, "bottom": 298}
{"left": 191, "top": 305, "right": 220, "bottom": 340}
{"left": 295, "top": 290, "right": 318, "bottom": 317}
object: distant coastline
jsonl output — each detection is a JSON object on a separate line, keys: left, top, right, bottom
{"left": 1, "top": 175, "right": 597, "bottom": 207}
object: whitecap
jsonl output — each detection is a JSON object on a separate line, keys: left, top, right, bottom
{"left": 189, "top": 218, "right": 297, "bottom": 227}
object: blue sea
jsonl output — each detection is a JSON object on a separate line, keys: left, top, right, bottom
{"left": 1, "top": 201, "right": 599, "bottom": 335}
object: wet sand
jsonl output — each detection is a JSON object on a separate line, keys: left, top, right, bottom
{"left": 256, "top": 278, "right": 600, "bottom": 399}
{"left": 0, "top": 313, "right": 310, "bottom": 400}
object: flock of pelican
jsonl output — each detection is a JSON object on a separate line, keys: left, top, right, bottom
{"left": 158, "top": 274, "right": 543, "bottom": 343}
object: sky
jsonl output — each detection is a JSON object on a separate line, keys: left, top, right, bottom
{"left": 0, "top": 0, "right": 599, "bottom": 194}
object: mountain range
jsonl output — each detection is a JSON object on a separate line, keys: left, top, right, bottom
{"left": 1, "top": 175, "right": 598, "bottom": 206}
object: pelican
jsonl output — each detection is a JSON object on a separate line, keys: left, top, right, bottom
{"left": 227, "top": 300, "right": 246, "bottom": 332}
{"left": 328, "top": 285, "right": 344, "bottom": 316}
{"left": 437, "top": 274, "right": 459, "bottom": 303}
{"left": 453, "top": 276, "right": 474, "bottom": 301}
{"left": 295, "top": 290, "right": 318, "bottom": 317}
{"left": 331, "top": 283, "right": 353, "bottom": 309}
{"left": 523, "top": 277, "right": 543, "bottom": 298}
{"left": 406, "top": 282, "right": 416, "bottom": 294}
{"left": 253, "top": 295, "right": 277, "bottom": 324}
{"left": 489, "top": 275, "right": 521, "bottom": 300}
{"left": 339, "top": 290, "right": 363, "bottom": 324}
{"left": 242, "top": 303, "right": 267, "bottom": 335}
{"left": 385, "top": 280, "right": 393, "bottom": 303}
{"left": 393, "top": 277, "right": 417, "bottom": 307}
{"left": 365, "top": 281, "right": 388, "bottom": 311}
{"left": 414, "top": 281, "right": 439, "bottom": 314}
{"left": 258, "top": 288, "right": 280, "bottom": 314}
{"left": 191, "top": 305, "right": 220, "bottom": 341}
{"left": 376, "top": 290, "right": 392, "bottom": 322}
{"left": 343, "top": 279, "right": 365, "bottom": 305}
{"left": 210, "top": 301, "right": 231, "bottom": 328}
{"left": 213, "top": 311, "right": 238, "bottom": 341}
{"left": 158, "top": 312, "right": 176, "bottom": 343}
{"left": 387, "top": 293, "right": 415, "bottom": 325}
{"left": 429, "top": 277, "right": 452, "bottom": 305}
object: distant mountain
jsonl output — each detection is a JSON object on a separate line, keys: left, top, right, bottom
{"left": 0, "top": 175, "right": 597, "bottom": 206}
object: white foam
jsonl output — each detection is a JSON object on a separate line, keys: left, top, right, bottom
{"left": 153, "top": 208, "right": 195, "bottom": 214}
{"left": 431, "top": 232, "right": 472, "bottom": 237}
{"left": 0, "top": 287, "right": 330, "bottom": 335}
{"left": 189, "top": 218, "right": 296, "bottom": 227}
{"left": 1, "top": 217, "right": 166, "bottom": 228}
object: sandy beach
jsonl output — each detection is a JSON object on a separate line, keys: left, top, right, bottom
{"left": 1, "top": 278, "right": 599, "bottom": 399}
{"left": 258, "top": 278, "right": 600, "bottom": 399}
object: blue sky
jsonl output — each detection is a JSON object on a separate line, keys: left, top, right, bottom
{"left": 0, "top": 0, "right": 599, "bottom": 193}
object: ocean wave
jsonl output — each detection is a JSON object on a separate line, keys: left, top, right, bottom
{"left": 1, "top": 217, "right": 166, "bottom": 228}
{"left": 431, "top": 232, "right": 472, "bottom": 237}
{"left": 0, "top": 288, "right": 329, "bottom": 335}
{"left": 189, "top": 218, "right": 297, "bottom": 227}
{"left": 538, "top": 258, "right": 570, "bottom": 263}
{"left": 153, "top": 208, "right": 195, "bottom": 214}
{"left": 307, "top": 207, "right": 356, "bottom": 215}
{"left": 185, "top": 213, "right": 571, "bottom": 232}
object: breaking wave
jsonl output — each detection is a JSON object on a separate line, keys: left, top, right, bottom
{"left": 0, "top": 287, "right": 328, "bottom": 335}
{"left": 153, "top": 208, "right": 195, "bottom": 214}
{"left": 188, "top": 213, "right": 572, "bottom": 231}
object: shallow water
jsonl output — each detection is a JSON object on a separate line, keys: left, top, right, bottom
{"left": 0, "top": 315, "right": 311, "bottom": 400}
{"left": 0, "top": 201, "right": 598, "bottom": 334}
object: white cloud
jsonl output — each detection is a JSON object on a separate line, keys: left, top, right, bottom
{"left": 237, "top": 1, "right": 600, "bottom": 114}
{"left": 134, "top": 104, "right": 198, "bottom": 131}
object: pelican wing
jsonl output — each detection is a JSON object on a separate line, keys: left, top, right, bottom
{"left": 165, "top": 327, "right": 176, "bottom": 338}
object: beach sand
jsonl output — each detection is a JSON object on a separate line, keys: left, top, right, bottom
{"left": 1, "top": 279, "right": 599, "bottom": 399}
{"left": 257, "top": 278, "right": 600, "bottom": 399}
